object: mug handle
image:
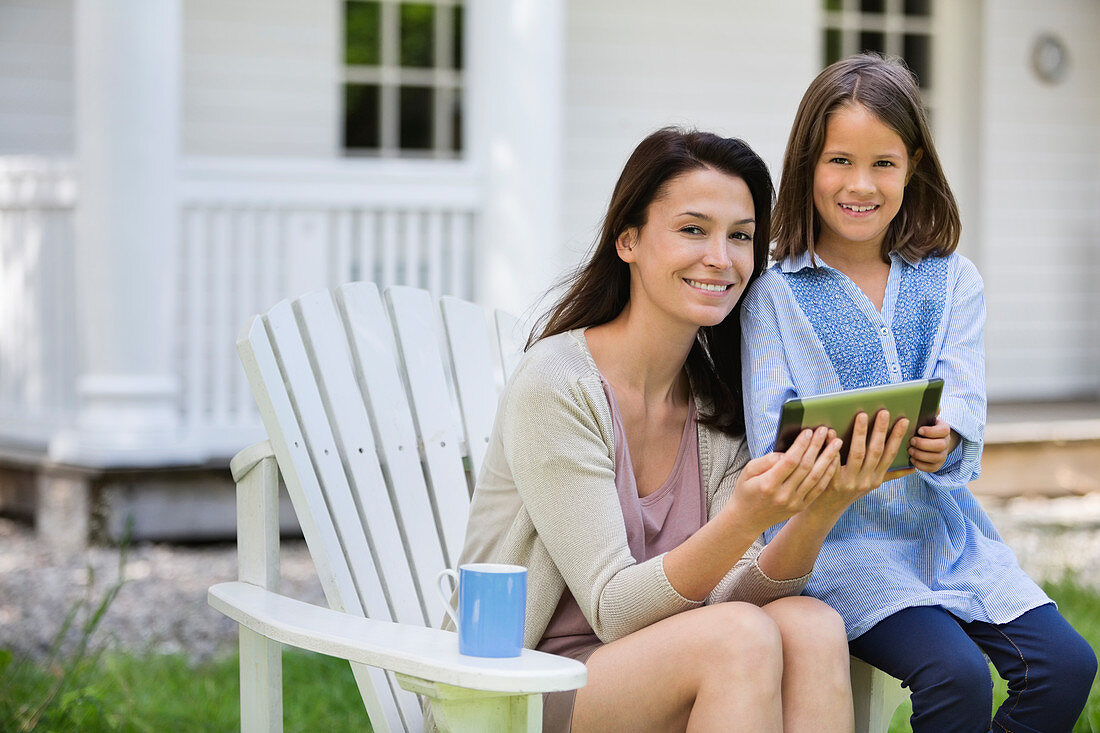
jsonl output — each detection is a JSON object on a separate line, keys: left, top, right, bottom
{"left": 436, "top": 568, "right": 460, "bottom": 628}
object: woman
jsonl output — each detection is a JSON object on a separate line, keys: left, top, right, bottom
{"left": 451, "top": 127, "right": 908, "bottom": 732}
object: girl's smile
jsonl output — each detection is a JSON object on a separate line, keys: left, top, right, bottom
{"left": 813, "top": 103, "right": 914, "bottom": 256}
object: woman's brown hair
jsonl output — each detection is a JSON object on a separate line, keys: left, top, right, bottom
{"left": 531, "top": 127, "right": 775, "bottom": 436}
{"left": 772, "top": 53, "right": 960, "bottom": 263}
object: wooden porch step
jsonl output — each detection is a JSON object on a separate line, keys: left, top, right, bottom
{"left": 972, "top": 399, "right": 1100, "bottom": 500}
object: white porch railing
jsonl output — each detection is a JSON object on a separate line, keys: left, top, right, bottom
{"left": 0, "top": 156, "right": 480, "bottom": 461}
{"left": 0, "top": 158, "right": 78, "bottom": 446}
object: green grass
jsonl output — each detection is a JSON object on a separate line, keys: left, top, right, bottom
{"left": 2, "top": 580, "right": 1097, "bottom": 731}
{"left": 0, "top": 648, "right": 369, "bottom": 732}
{"left": 888, "top": 577, "right": 1100, "bottom": 733}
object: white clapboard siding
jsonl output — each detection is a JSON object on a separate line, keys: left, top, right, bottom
{"left": 440, "top": 296, "right": 500, "bottom": 482}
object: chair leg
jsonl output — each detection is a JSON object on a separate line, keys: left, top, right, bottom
{"left": 851, "top": 656, "right": 909, "bottom": 733}
{"left": 240, "top": 627, "right": 283, "bottom": 732}
{"left": 235, "top": 447, "right": 284, "bottom": 731}
{"left": 397, "top": 675, "right": 543, "bottom": 732}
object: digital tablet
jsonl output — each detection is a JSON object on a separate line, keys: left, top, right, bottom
{"left": 774, "top": 378, "right": 944, "bottom": 471}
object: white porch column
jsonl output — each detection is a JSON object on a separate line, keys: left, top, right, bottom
{"left": 467, "top": 0, "right": 565, "bottom": 317}
{"left": 50, "top": 0, "right": 187, "bottom": 466}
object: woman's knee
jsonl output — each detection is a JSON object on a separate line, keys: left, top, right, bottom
{"left": 699, "top": 602, "right": 784, "bottom": 670}
{"left": 764, "top": 596, "right": 849, "bottom": 657}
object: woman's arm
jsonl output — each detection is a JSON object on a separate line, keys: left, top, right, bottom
{"left": 503, "top": 353, "right": 840, "bottom": 640}
{"left": 503, "top": 358, "right": 707, "bottom": 642}
{"left": 755, "top": 411, "right": 912, "bottom": 579}
{"left": 663, "top": 427, "right": 841, "bottom": 601}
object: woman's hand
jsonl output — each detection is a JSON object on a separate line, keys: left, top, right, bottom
{"left": 807, "top": 410, "right": 912, "bottom": 519}
{"left": 727, "top": 426, "right": 843, "bottom": 533}
{"left": 908, "top": 417, "right": 960, "bottom": 472}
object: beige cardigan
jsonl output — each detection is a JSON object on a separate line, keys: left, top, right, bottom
{"left": 456, "top": 329, "right": 810, "bottom": 649}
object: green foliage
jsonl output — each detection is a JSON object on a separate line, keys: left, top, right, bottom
{"left": 400, "top": 3, "right": 435, "bottom": 67}
{"left": 889, "top": 578, "right": 1100, "bottom": 732}
{"left": 1, "top": 648, "right": 368, "bottom": 732}
{"left": 345, "top": 1, "right": 381, "bottom": 65}
{"left": 0, "top": 536, "right": 130, "bottom": 731}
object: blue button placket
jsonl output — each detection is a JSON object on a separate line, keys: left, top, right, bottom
{"left": 821, "top": 258, "right": 906, "bottom": 385}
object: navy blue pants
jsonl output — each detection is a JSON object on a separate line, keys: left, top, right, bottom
{"left": 849, "top": 604, "right": 1096, "bottom": 733}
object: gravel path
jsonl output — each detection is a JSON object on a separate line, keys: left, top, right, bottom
{"left": 2, "top": 493, "right": 1099, "bottom": 664}
{"left": 0, "top": 517, "right": 325, "bottom": 663}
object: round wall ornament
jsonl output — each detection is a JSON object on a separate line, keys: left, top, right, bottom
{"left": 1031, "top": 33, "right": 1070, "bottom": 84}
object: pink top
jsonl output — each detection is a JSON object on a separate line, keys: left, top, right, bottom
{"left": 536, "top": 376, "right": 705, "bottom": 657}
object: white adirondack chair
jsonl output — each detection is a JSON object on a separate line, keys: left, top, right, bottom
{"left": 208, "top": 282, "right": 908, "bottom": 732}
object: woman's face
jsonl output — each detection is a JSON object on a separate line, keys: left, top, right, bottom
{"left": 617, "top": 166, "right": 756, "bottom": 332}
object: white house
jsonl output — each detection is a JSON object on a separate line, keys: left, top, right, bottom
{"left": 0, "top": 0, "right": 1097, "bottom": 545}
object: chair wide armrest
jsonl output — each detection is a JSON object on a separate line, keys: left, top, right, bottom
{"left": 208, "top": 581, "right": 586, "bottom": 695}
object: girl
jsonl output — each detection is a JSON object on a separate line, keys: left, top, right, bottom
{"left": 451, "top": 128, "right": 904, "bottom": 732}
{"left": 741, "top": 53, "right": 1097, "bottom": 732}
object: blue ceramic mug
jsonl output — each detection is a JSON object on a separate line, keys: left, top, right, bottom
{"left": 436, "top": 563, "right": 526, "bottom": 658}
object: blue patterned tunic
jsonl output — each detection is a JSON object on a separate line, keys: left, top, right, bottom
{"left": 740, "top": 250, "right": 1050, "bottom": 640}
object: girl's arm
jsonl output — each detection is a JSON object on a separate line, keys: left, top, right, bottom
{"left": 919, "top": 256, "right": 987, "bottom": 487}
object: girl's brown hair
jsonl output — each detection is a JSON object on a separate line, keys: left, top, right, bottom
{"left": 531, "top": 127, "right": 775, "bottom": 435}
{"left": 772, "top": 53, "right": 960, "bottom": 262}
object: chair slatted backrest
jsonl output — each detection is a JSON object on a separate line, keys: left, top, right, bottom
{"left": 237, "top": 282, "right": 513, "bottom": 733}
{"left": 440, "top": 296, "right": 500, "bottom": 481}
{"left": 494, "top": 309, "right": 526, "bottom": 382}
{"left": 384, "top": 287, "right": 471, "bottom": 566}
{"left": 336, "top": 284, "right": 450, "bottom": 616}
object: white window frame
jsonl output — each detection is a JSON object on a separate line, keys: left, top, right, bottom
{"left": 822, "top": 0, "right": 935, "bottom": 107}
{"left": 342, "top": 0, "right": 465, "bottom": 159}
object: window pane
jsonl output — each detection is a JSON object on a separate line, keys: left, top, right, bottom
{"left": 860, "top": 0, "right": 885, "bottom": 13}
{"left": 345, "top": 1, "right": 381, "bottom": 65}
{"left": 904, "top": 33, "right": 931, "bottom": 87}
{"left": 859, "top": 30, "right": 885, "bottom": 55}
{"left": 401, "top": 3, "right": 435, "bottom": 68}
{"left": 345, "top": 84, "right": 380, "bottom": 149}
{"left": 451, "top": 88, "right": 463, "bottom": 153}
{"left": 904, "top": 0, "right": 931, "bottom": 17}
{"left": 400, "top": 86, "right": 433, "bottom": 150}
{"left": 452, "top": 4, "right": 464, "bottom": 70}
{"left": 824, "top": 28, "right": 843, "bottom": 65}
{"left": 823, "top": 0, "right": 842, "bottom": 11}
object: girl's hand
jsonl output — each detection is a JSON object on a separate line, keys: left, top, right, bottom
{"left": 908, "top": 418, "right": 960, "bottom": 472}
{"left": 728, "top": 426, "right": 843, "bottom": 532}
{"left": 810, "top": 410, "right": 912, "bottom": 518}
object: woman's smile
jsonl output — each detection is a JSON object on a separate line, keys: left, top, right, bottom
{"left": 618, "top": 166, "right": 756, "bottom": 331}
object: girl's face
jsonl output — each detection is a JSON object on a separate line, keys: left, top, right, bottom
{"left": 617, "top": 166, "right": 756, "bottom": 332}
{"left": 812, "top": 103, "right": 914, "bottom": 256}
